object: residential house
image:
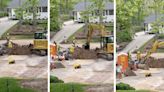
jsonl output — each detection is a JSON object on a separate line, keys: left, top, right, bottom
{"left": 7, "top": 0, "right": 47, "bottom": 20}
{"left": 73, "top": 2, "right": 114, "bottom": 23}
{"left": 144, "top": 14, "right": 164, "bottom": 33}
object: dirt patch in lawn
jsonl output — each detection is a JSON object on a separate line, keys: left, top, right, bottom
{"left": 9, "top": 25, "right": 44, "bottom": 35}
{"left": 21, "top": 78, "right": 47, "bottom": 92}
{"left": 84, "top": 84, "right": 113, "bottom": 92}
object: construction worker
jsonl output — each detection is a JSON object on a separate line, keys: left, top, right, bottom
{"left": 116, "top": 63, "right": 122, "bottom": 79}
{"left": 69, "top": 45, "right": 75, "bottom": 55}
{"left": 137, "top": 51, "right": 141, "bottom": 62}
{"left": 8, "top": 40, "right": 13, "bottom": 48}
{"left": 128, "top": 51, "right": 131, "bottom": 61}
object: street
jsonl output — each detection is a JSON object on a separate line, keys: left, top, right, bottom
{"left": 51, "top": 20, "right": 84, "bottom": 43}
{"left": 0, "top": 17, "right": 18, "bottom": 37}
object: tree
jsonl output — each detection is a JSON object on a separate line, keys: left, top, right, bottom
{"left": 116, "top": 0, "right": 146, "bottom": 41}
{"left": 25, "top": 0, "right": 39, "bottom": 28}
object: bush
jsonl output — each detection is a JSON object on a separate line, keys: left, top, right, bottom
{"left": 116, "top": 83, "right": 135, "bottom": 90}
{"left": 117, "top": 30, "right": 132, "bottom": 43}
{"left": 0, "top": 12, "right": 8, "bottom": 18}
{"left": 50, "top": 76, "right": 64, "bottom": 83}
{"left": 132, "top": 26, "right": 144, "bottom": 32}
{"left": 158, "top": 34, "right": 164, "bottom": 39}
{"left": 61, "top": 14, "right": 72, "bottom": 21}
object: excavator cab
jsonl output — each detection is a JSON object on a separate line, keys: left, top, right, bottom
{"left": 100, "top": 35, "right": 114, "bottom": 54}
{"left": 34, "top": 31, "right": 47, "bottom": 39}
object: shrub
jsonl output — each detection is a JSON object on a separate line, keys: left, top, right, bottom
{"left": 0, "top": 12, "right": 8, "bottom": 18}
{"left": 117, "top": 30, "right": 132, "bottom": 43}
{"left": 158, "top": 34, "right": 164, "bottom": 39}
{"left": 116, "top": 83, "right": 135, "bottom": 90}
{"left": 50, "top": 76, "right": 64, "bottom": 83}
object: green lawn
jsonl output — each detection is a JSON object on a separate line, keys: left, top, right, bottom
{"left": 50, "top": 83, "right": 85, "bottom": 92}
{"left": 0, "top": 78, "right": 36, "bottom": 92}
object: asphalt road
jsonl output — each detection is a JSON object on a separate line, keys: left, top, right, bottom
{"left": 51, "top": 20, "right": 84, "bottom": 43}
{"left": 121, "top": 31, "right": 155, "bottom": 53}
{"left": 0, "top": 17, "right": 18, "bottom": 37}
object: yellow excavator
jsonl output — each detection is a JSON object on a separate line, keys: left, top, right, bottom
{"left": 83, "top": 24, "right": 113, "bottom": 59}
{"left": 32, "top": 31, "right": 48, "bottom": 56}
{"left": 138, "top": 40, "right": 164, "bottom": 63}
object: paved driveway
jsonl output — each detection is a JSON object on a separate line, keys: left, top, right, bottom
{"left": 121, "top": 31, "right": 155, "bottom": 53}
{"left": 0, "top": 17, "right": 18, "bottom": 37}
{"left": 51, "top": 20, "right": 84, "bottom": 43}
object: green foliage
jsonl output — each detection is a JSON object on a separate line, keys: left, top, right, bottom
{"left": 50, "top": 83, "right": 84, "bottom": 92}
{"left": 0, "top": 12, "right": 7, "bottom": 18}
{"left": 158, "top": 34, "right": 164, "bottom": 39}
{"left": 0, "top": 0, "right": 11, "bottom": 11}
{"left": 117, "top": 30, "right": 132, "bottom": 43}
{"left": 50, "top": 0, "right": 61, "bottom": 31}
{"left": 0, "top": 78, "right": 36, "bottom": 92}
{"left": 116, "top": 0, "right": 147, "bottom": 42}
{"left": 116, "top": 83, "right": 135, "bottom": 90}
{"left": 50, "top": 76, "right": 64, "bottom": 83}
{"left": 50, "top": 0, "right": 82, "bottom": 31}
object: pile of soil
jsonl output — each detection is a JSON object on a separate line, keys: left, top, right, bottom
{"left": 7, "top": 43, "right": 32, "bottom": 55}
{"left": 146, "top": 57, "right": 164, "bottom": 68}
{"left": 72, "top": 47, "right": 98, "bottom": 59}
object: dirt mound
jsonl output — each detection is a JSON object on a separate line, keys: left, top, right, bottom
{"left": 7, "top": 43, "right": 32, "bottom": 55}
{"left": 73, "top": 47, "right": 98, "bottom": 59}
{"left": 146, "top": 57, "right": 164, "bottom": 68}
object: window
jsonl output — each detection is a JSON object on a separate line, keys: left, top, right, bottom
{"left": 106, "top": 10, "right": 108, "bottom": 15}
{"left": 42, "top": 7, "right": 47, "bottom": 12}
{"left": 37, "top": 7, "right": 42, "bottom": 13}
{"left": 109, "top": 10, "right": 113, "bottom": 15}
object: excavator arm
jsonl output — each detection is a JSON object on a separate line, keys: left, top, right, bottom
{"left": 143, "top": 40, "right": 164, "bottom": 62}
{"left": 84, "top": 24, "right": 107, "bottom": 49}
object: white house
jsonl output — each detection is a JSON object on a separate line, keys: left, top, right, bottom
{"left": 144, "top": 14, "right": 164, "bottom": 34}
{"left": 7, "top": 0, "right": 48, "bottom": 20}
{"left": 73, "top": 2, "right": 114, "bottom": 23}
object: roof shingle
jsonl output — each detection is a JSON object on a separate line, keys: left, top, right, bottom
{"left": 8, "top": 0, "right": 47, "bottom": 8}
{"left": 73, "top": 1, "right": 113, "bottom": 11}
